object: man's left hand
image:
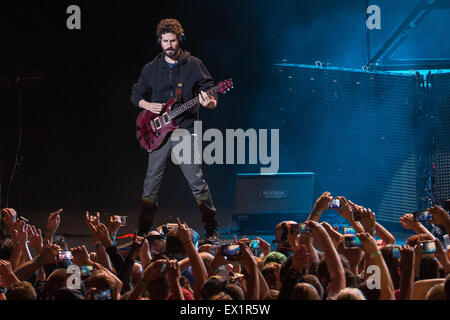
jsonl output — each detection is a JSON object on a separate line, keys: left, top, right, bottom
{"left": 199, "top": 91, "right": 217, "bottom": 110}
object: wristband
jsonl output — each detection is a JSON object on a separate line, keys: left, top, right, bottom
{"left": 95, "top": 242, "right": 104, "bottom": 248}
{"left": 370, "top": 251, "right": 382, "bottom": 258}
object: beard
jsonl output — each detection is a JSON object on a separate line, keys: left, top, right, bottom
{"left": 164, "top": 47, "right": 180, "bottom": 59}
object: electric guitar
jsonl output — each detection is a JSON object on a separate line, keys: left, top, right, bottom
{"left": 136, "top": 79, "right": 234, "bottom": 152}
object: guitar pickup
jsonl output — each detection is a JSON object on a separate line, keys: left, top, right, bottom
{"left": 163, "top": 113, "right": 170, "bottom": 124}
{"left": 154, "top": 118, "right": 162, "bottom": 129}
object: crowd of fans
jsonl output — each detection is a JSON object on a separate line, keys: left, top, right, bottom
{"left": 1, "top": 191, "right": 450, "bottom": 300}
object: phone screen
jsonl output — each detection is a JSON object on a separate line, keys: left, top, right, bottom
{"left": 93, "top": 289, "right": 112, "bottom": 300}
{"left": 249, "top": 240, "right": 260, "bottom": 250}
{"left": 392, "top": 246, "right": 401, "bottom": 259}
{"left": 422, "top": 241, "right": 436, "bottom": 254}
{"left": 222, "top": 244, "right": 240, "bottom": 260}
{"left": 444, "top": 234, "right": 450, "bottom": 250}
{"left": 343, "top": 227, "right": 356, "bottom": 235}
{"left": 328, "top": 199, "right": 341, "bottom": 208}
{"left": 343, "top": 235, "right": 362, "bottom": 248}
{"left": 58, "top": 251, "right": 73, "bottom": 261}
{"left": 80, "top": 265, "right": 93, "bottom": 277}
{"left": 414, "top": 211, "right": 432, "bottom": 223}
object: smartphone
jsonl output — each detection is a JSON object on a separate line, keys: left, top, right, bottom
{"left": 328, "top": 199, "right": 341, "bottom": 208}
{"left": 444, "top": 234, "right": 450, "bottom": 250}
{"left": 290, "top": 223, "right": 310, "bottom": 234}
{"left": 222, "top": 244, "right": 241, "bottom": 260}
{"left": 248, "top": 240, "right": 260, "bottom": 250}
{"left": 343, "top": 235, "right": 362, "bottom": 248}
{"left": 391, "top": 245, "right": 402, "bottom": 259}
{"left": 160, "top": 263, "right": 167, "bottom": 274}
{"left": 92, "top": 289, "right": 112, "bottom": 300}
{"left": 80, "top": 265, "right": 93, "bottom": 277}
{"left": 353, "top": 211, "right": 362, "bottom": 221}
{"left": 58, "top": 250, "right": 73, "bottom": 261}
{"left": 421, "top": 241, "right": 436, "bottom": 254}
{"left": 413, "top": 210, "right": 432, "bottom": 223}
{"left": 111, "top": 215, "right": 128, "bottom": 227}
{"left": 343, "top": 227, "right": 356, "bottom": 235}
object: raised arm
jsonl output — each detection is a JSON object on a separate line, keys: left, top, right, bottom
{"left": 400, "top": 213, "right": 435, "bottom": 239}
{"left": 44, "top": 209, "right": 63, "bottom": 245}
{"left": 307, "top": 192, "right": 333, "bottom": 222}
{"left": 176, "top": 218, "right": 208, "bottom": 300}
{"left": 358, "top": 232, "right": 395, "bottom": 300}
{"left": 398, "top": 245, "right": 415, "bottom": 300}
{"left": 306, "top": 220, "right": 345, "bottom": 298}
{"left": 429, "top": 205, "right": 450, "bottom": 235}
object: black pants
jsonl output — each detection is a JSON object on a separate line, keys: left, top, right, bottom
{"left": 138, "top": 131, "right": 218, "bottom": 235}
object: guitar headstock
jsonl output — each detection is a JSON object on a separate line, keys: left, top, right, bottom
{"left": 217, "top": 79, "right": 234, "bottom": 94}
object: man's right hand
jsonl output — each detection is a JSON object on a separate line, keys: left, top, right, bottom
{"left": 139, "top": 100, "right": 164, "bottom": 114}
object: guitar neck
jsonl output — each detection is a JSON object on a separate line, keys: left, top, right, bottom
{"left": 168, "top": 86, "right": 217, "bottom": 120}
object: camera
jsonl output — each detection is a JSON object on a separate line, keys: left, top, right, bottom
{"left": 328, "top": 199, "right": 341, "bottom": 208}
{"left": 58, "top": 250, "right": 73, "bottom": 261}
{"left": 92, "top": 289, "right": 112, "bottom": 300}
{"left": 290, "top": 223, "right": 310, "bottom": 234}
{"left": 413, "top": 210, "right": 432, "bottom": 223}
{"left": 342, "top": 226, "right": 356, "bottom": 235}
{"left": 80, "top": 265, "right": 93, "bottom": 277}
{"left": 222, "top": 244, "right": 241, "bottom": 260}
{"left": 421, "top": 241, "right": 436, "bottom": 254}
{"left": 343, "top": 235, "right": 362, "bottom": 248}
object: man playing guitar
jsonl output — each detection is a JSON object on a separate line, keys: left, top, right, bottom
{"left": 130, "top": 18, "right": 219, "bottom": 243}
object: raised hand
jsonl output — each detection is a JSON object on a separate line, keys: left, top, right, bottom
{"left": 333, "top": 196, "right": 354, "bottom": 221}
{"left": 88, "top": 223, "right": 112, "bottom": 247}
{"left": 356, "top": 232, "right": 378, "bottom": 256}
{"left": 399, "top": 245, "right": 415, "bottom": 271}
{"left": 313, "top": 192, "right": 333, "bottom": 214}
{"left": 360, "top": 208, "right": 376, "bottom": 233}
{"left": 40, "top": 241, "right": 61, "bottom": 264}
{"left": 434, "top": 239, "right": 450, "bottom": 272}
{"left": 15, "top": 220, "right": 29, "bottom": 246}
{"left": 399, "top": 213, "right": 418, "bottom": 230}
{"left": 71, "top": 245, "right": 92, "bottom": 266}
{"left": 0, "top": 259, "right": 20, "bottom": 288}
{"left": 28, "top": 225, "right": 43, "bottom": 254}
{"left": 108, "top": 215, "right": 122, "bottom": 236}
{"left": 47, "top": 209, "right": 63, "bottom": 233}
{"left": 256, "top": 237, "right": 271, "bottom": 257}
{"left": 166, "top": 260, "right": 181, "bottom": 281}
{"left": 428, "top": 205, "right": 450, "bottom": 227}
{"left": 176, "top": 218, "right": 191, "bottom": 245}
{"left": 1, "top": 208, "right": 17, "bottom": 229}
{"left": 238, "top": 242, "right": 257, "bottom": 273}
{"left": 142, "top": 259, "right": 168, "bottom": 283}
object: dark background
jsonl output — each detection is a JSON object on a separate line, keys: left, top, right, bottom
{"left": 0, "top": 0, "right": 448, "bottom": 235}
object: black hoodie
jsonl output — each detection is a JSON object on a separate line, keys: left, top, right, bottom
{"left": 130, "top": 50, "right": 215, "bottom": 130}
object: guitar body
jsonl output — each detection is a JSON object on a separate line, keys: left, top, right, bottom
{"left": 135, "top": 79, "right": 234, "bottom": 152}
{"left": 136, "top": 98, "right": 179, "bottom": 152}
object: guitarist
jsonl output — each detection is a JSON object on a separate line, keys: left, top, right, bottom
{"left": 130, "top": 18, "right": 219, "bottom": 243}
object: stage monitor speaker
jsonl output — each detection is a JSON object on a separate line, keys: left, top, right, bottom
{"left": 231, "top": 172, "right": 315, "bottom": 235}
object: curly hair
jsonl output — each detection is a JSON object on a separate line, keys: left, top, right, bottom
{"left": 156, "top": 18, "right": 184, "bottom": 40}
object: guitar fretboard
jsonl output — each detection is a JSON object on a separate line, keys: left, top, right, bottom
{"left": 168, "top": 86, "right": 218, "bottom": 120}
